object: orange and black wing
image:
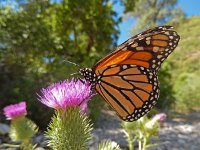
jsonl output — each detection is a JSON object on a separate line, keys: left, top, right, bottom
{"left": 95, "top": 64, "right": 159, "bottom": 121}
{"left": 93, "top": 26, "right": 180, "bottom": 72}
{"left": 90, "top": 26, "right": 180, "bottom": 121}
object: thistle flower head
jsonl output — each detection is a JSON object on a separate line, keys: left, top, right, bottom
{"left": 152, "top": 113, "right": 167, "bottom": 124}
{"left": 37, "top": 79, "right": 92, "bottom": 113}
{"left": 145, "top": 113, "right": 167, "bottom": 129}
{"left": 3, "top": 102, "right": 27, "bottom": 120}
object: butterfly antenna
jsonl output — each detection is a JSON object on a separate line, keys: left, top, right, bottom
{"left": 70, "top": 72, "right": 79, "bottom": 76}
{"left": 63, "top": 60, "right": 81, "bottom": 69}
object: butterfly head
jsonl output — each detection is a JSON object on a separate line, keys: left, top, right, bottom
{"left": 79, "top": 68, "right": 97, "bottom": 86}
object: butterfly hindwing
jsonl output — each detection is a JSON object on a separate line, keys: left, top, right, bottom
{"left": 95, "top": 64, "right": 159, "bottom": 121}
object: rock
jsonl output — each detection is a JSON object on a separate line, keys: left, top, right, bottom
{"left": 0, "top": 123, "right": 10, "bottom": 135}
{"left": 34, "top": 134, "right": 45, "bottom": 144}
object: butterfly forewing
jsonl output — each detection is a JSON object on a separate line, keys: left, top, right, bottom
{"left": 93, "top": 26, "right": 180, "bottom": 71}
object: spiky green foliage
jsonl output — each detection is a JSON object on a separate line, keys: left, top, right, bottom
{"left": 97, "top": 140, "right": 121, "bottom": 150}
{"left": 10, "top": 117, "right": 38, "bottom": 150}
{"left": 46, "top": 107, "right": 92, "bottom": 150}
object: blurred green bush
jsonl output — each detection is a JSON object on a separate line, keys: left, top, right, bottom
{"left": 174, "top": 73, "right": 200, "bottom": 111}
{"left": 0, "top": 0, "right": 120, "bottom": 128}
{"left": 169, "top": 16, "right": 200, "bottom": 112}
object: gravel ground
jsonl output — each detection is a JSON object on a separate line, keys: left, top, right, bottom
{"left": 90, "top": 110, "right": 200, "bottom": 150}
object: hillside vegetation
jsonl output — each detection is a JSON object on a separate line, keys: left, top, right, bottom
{"left": 169, "top": 16, "right": 200, "bottom": 111}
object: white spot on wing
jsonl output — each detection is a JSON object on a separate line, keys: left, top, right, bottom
{"left": 140, "top": 67, "right": 144, "bottom": 70}
{"left": 146, "top": 40, "right": 151, "bottom": 45}
{"left": 136, "top": 47, "right": 144, "bottom": 51}
{"left": 146, "top": 37, "right": 151, "bottom": 40}
{"left": 131, "top": 42, "right": 138, "bottom": 48}
{"left": 153, "top": 47, "right": 159, "bottom": 52}
{"left": 165, "top": 31, "right": 170, "bottom": 35}
{"left": 123, "top": 65, "right": 128, "bottom": 69}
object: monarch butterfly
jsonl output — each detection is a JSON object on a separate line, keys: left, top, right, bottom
{"left": 79, "top": 26, "right": 180, "bottom": 122}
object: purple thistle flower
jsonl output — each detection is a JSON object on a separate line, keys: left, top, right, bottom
{"left": 153, "top": 113, "right": 167, "bottom": 124}
{"left": 145, "top": 113, "right": 167, "bottom": 129}
{"left": 37, "top": 79, "right": 92, "bottom": 113}
{"left": 3, "top": 102, "right": 27, "bottom": 120}
{"left": 80, "top": 102, "right": 88, "bottom": 114}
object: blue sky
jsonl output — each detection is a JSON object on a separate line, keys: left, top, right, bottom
{"left": 115, "top": 0, "right": 200, "bottom": 44}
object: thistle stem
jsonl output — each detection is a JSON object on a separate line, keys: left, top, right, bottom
{"left": 46, "top": 107, "right": 92, "bottom": 150}
{"left": 138, "top": 131, "right": 142, "bottom": 150}
{"left": 142, "top": 137, "right": 147, "bottom": 150}
{"left": 127, "top": 131, "right": 134, "bottom": 150}
{"left": 21, "top": 140, "right": 35, "bottom": 150}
